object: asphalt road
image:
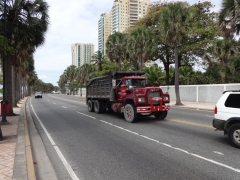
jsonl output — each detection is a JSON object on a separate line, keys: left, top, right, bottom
{"left": 28, "top": 94, "right": 240, "bottom": 180}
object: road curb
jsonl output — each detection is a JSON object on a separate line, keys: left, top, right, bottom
{"left": 13, "top": 97, "right": 36, "bottom": 180}
{"left": 24, "top": 97, "right": 36, "bottom": 180}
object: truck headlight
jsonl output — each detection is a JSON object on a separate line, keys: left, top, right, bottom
{"left": 163, "top": 96, "right": 169, "bottom": 101}
{"left": 138, "top": 97, "right": 145, "bottom": 102}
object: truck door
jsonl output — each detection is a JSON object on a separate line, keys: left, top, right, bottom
{"left": 116, "top": 80, "right": 126, "bottom": 101}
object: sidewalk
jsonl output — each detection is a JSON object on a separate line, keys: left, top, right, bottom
{"left": 170, "top": 100, "right": 216, "bottom": 111}
{"left": 0, "top": 98, "right": 216, "bottom": 180}
{"left": 0, "top": 98, "right": 27, "bottom": 180}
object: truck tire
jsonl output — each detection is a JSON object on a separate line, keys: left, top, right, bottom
{"left": 154, "top": 111, "right": 167, "bottom": 120}
{"left": 228, "top": 123, "right": 240, "bottom": 148}
{"left": 94, "top": 100, "right": 102, "bottom": 114}
{"left": 124, "top": 104, "right": 137, "bottom": 123}
{"left": 87, "top": 100, "right": 94, "bottom": 112}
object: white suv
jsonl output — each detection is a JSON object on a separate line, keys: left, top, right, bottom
{"left": 213, "top": 90, "right": 240, "bottom": 148}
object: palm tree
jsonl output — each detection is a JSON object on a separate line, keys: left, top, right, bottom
{"left": 144, "top": 65, "right": 165, "bottom": 85}
{"left": 92, "top": 50, "right": 104, "bottom": 71}
{"left": 0, "top": 0, "right": 49, "bottom": 114}
{"left": 58, "top": 74, "right": 67, "bottom": 94}
{"left": 75, "top": 67, "right": 85, "bottom": 96}
{"left": 158, "top": 2, "right": 193, "bottom": 105}
{"left": 219, "top": 0, "right": 240, "bottom": 39}
{"left": 79, "top": 63, "right": 94, "bottom": 84}
{"left": 106, "top": 32, "right": 128, "bottom": 71}
{"left": 203, "top": 39, "right": 239, "bottom": 83}
{"left": 64, "top": 65, "right": 77, "bottom": 94}
{"left": 128, "top": 26, "right": 156, "bottom": 71}
{"left": 27, "top": 71, "right": 38, "bottom": 95}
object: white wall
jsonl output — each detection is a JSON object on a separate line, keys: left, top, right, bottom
{"left": 79, "top": 84, "right": 240, "bottom": 103}
{"left": 161, "top": 84, "right": 240, "bottom": 103}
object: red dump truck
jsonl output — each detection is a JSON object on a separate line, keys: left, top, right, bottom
{"left": 86, "top": 71, "right": 170, "bottom": 122}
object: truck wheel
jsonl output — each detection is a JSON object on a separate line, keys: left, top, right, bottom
{"left": 87, "top": 100, "right": 94, "bottom": 112}
{"left": 94, "top": 100, "right": 102, "bottom": 114}
{"left": 228, "top": 123, "right": 240, "bottom": 148}
{"left": 162, "top": 111, "right": 168, "bottom": 119}
{"left": 124, "top": 104, "right": 137, "bottom": 123}
{"left": 154, "top": 111, "right": 167, "bottom": 120}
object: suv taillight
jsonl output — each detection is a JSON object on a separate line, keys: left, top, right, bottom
{"left": 214, "top": 106, "right": 217, "bottom": 114}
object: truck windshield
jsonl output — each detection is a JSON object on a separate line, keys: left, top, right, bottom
{"left": 126, "top": 79, "right": 146, "bottom": 88}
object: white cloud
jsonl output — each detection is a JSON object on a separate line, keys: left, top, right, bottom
{"left": 33, "top": 0, "right": 222, "bottom": 86}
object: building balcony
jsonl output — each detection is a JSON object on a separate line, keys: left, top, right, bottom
{"left": 129, "top": 3, "right": 138, "bottom": 6}
{"left": 130, "top": 0, "right": 138, "bottom": 4}
{"left": 130, "top": 7, "right": 138, "bottom": 10}
{"left": 130, "top": 14, "right": 138, "bottom": 16}
{"left": 130, "top": 10, "right": 138, "bottom": 13}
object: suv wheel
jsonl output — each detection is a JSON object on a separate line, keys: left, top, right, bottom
{"left": 228, "top": 123, "right": 240, "bottom": 148}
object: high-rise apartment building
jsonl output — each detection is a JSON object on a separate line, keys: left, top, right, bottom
{"left": 71, "top": 43, "right": 95, "bottom": 68}
{"left": 98, "top": 13, "right": 111, "bottom": 56}
{"left": 111, "top": 0, "right": 151, "bottom": 34}
{"left": 98, "top": 0, "right": 151, "bottom": 56}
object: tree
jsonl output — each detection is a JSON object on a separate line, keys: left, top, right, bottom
{"left": 106, "top": 32, "right": 128, "bottom": 71}
{"left": 179, "top": 66, "right": 194, "bottom": 85}
{"left": 0, "top": 0, "right": 49, "bottom": 114}
{"left": 219, "top": 0, "right": 240, "bottom": 39}
{"left": 144, "top": 65, "right": 165, "bottom": 85}
{"left": 158, "top": 1, "right": 193, "bottom": 105}
{"left": 203, "top": 39, "right": 239, "bottom": 83}
{"left": 131, "top": 1, "right": 218, "bottom": 86}
{"left": 92, "top": 50, "right": 104, "bottom": 71}
{"left": 128, "top": 26, "right": 156, "bottom": 71}
{"left": 64, "top": 65, "right": 77, "bottom": 94}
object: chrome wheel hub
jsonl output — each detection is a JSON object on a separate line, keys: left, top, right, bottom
{"left": 233, "top": 129, "right": 240, "bottom": 143}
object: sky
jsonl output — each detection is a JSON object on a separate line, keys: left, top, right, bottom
{"left": 33, "top": 0, "right": 222, "bottom": 86}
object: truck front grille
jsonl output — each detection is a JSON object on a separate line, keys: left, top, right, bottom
{"left": 148, "top": 91, "right": 160, "bottom": 105}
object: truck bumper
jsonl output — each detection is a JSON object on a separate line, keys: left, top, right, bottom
{"left": 137, "top": 105, "right": 170, "bottom": 113}
{"left": 212, "top": 118, "right": 225, "bottom": 131}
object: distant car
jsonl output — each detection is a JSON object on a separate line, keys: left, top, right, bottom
{"left": 213, "top": 90, "right": 240, "bottom": 148}
{"left": 51, "top": 91, "right": 55, "bottom": 94}
{"left": 35, "top": 92, "right": 42, "bottom": 98}
{"left": 55, "top": 91, "right": 60, "bottom": 94}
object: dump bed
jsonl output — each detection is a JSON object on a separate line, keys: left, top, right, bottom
{"left": 86, "top": 75, "right": 112, "bottom": 99}
{"left": 86, "top": 71, "right": 145, "bottom": 100}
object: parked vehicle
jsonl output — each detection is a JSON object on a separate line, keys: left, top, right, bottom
{"left": 86, "top": 71, "right": 170, "bottom": 122}
{"left": 35, "top": 92, "right": 42, "bottom": 98}
{"left": 213, "top": 90, "right": 240, "bottom": 148}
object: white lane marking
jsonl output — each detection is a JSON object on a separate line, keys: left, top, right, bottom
{"left": 76, "top": 111, "right": 96, "bottom": 119}
{"left": 62, "top": 106, "right": 67, "bottom": 108}
{"left": 30, "top": 98, "right": 80, "bottom": 180}
{"left": 213, "top": 151, "right": 224, "bottom": 155}
{"left": 53, "top": 102, "right": 56, "bottom": 104}
{"left": 206, "top": 115, "right": 214, "bottom": 117}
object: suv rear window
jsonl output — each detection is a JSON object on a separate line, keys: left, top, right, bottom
{"left": 225, "top": 94, "right": 240, "bottom": 108}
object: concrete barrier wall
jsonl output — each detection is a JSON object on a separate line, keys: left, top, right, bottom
{"left": 161, "top": 84, "right": 240, "bottom": 103}
{"left": 77, "top": 88, "right": 86, "bottom": 96}
{"left": 78, "top": 84, "right": 240, "bottom": 103}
